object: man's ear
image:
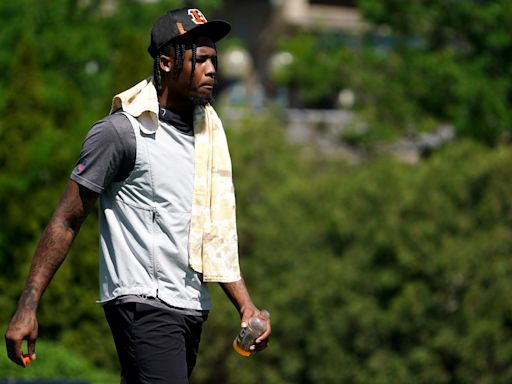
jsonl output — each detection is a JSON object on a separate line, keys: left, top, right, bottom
{"left": 159, "top": 54, "right": 172, "bottom": 73}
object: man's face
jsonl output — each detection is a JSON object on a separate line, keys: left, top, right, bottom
{"left": 168, "top": 38, "right": 217, "bottom": 106}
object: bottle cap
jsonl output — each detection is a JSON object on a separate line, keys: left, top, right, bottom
{"left": 23, "top": 354, "right": 31, "bottom": 365}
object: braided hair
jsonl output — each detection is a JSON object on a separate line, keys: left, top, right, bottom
{"left": 153, "top": 41, "right": 218, "bottom": 95}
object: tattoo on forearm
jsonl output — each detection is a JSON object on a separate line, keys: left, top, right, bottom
{"left": 19, "top": 182, "right": 97, "bottom": 309}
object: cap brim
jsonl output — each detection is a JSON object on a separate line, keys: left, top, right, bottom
{"left": 174, "top": 20, "right": 231, "bottom": 44}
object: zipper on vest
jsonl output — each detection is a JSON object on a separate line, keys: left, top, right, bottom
{"left": 151, "top": 207, "right": 159, "bottom": 298}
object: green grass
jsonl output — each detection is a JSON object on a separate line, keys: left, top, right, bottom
{"left": 0, "top": 339, "right": 119, "bottom": 383}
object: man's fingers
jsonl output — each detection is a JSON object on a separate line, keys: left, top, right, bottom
{"left": 253, "top": 317, "right": 271, "bottom": 352}
{"left": 27, "top": 336, "right": 37, "bottom": 361}
{"left": 5, "top": 336, "right": 24, "bottom": 367}
{"left": 251, "top": 337, "right": 269, "bottom": 352}
{"left": 256, "top": 320, "right": 271, "bottom": 342}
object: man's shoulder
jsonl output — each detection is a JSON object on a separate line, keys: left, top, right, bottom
{"left": 94, "top": 110, "right": 132, "bottom": 133}
{"left": 83, "top": 111, "right": 136, "bottom": 152}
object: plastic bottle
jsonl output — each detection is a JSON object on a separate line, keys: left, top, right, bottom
{"left": 232, "top": 310, "right": 270, "bottom": 357}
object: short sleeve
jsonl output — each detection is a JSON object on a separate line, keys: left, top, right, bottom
{"left": 71, "top": 113, "right": 136, "bottom": 193}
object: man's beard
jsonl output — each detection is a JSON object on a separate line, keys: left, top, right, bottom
{"left": 189, "top": 93, "right": 214, "bottom": 106}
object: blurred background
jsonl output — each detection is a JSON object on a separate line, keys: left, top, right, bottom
{"left": 1, "top": 0, "right": 512, "bottom": 383}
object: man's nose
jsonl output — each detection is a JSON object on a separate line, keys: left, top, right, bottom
{"left": 205, "top": 59, "right": 216, "bottom": 77}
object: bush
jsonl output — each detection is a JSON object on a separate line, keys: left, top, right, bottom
{"left": 0, "top": 339, "right": 118, "bottom": 383}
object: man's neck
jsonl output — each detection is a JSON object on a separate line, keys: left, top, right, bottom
{"left": 159, "top": 104, "right": 193, "bottom": 122}
{"left": 158, "top": 90, "right": 194, "bottom": 116}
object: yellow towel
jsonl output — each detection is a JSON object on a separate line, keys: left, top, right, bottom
{"left": 111, "top": 78, "right": 241, "bottom": 283}
{"left": 111, "top": 77, "right": 160, "bottom": 134}
{"left": 189, "top": 104, "right": 241, "bottom": 282}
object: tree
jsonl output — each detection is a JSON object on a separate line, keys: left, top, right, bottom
{"left": 276, "top": 1, "right": 512, "bottom": 145}
{"left": 197, "top": 124, "right": 512, "bottom": 383}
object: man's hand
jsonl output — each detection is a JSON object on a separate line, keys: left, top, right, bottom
{"left": 5, "top": 308, "right": 38, "bottom": 367}
{"left": 220, "top": 279, "right": 272, "bottom": 353}
{"left": 240, "top": 306, "right": 271, "bottom": 353}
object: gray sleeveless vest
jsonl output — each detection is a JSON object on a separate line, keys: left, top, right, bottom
{"left": 97, "top": 112, "right": 211, "bottom": 310}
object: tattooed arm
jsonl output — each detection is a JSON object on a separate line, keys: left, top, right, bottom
{"left": 220, "top": 278, "right": 271, "bottom": 352}
{"left": 4, "top": 180, "right": 98, "bottom": 366}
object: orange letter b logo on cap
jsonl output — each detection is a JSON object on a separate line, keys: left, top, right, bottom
{"left": 188, "top": 9, "right": 207, "bottom": 24}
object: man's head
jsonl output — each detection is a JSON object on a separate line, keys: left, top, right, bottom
{"left": 148, "top": 8, "right": 231, "bottom": 108}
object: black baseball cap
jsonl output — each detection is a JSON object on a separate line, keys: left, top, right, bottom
{"left": 148, "top": 8, "right": 231, "bottom": 58}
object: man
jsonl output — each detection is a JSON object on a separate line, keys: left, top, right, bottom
{"left": 5, "top": 7, "right": 271, "bottom": 383}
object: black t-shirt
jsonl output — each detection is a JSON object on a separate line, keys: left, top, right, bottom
{"left": 71, "top": 107, "right": 194, "bottom": 194}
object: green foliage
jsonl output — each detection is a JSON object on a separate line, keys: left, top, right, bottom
{"left": 277, "top": 1, "right": 512, "bottom": 144}
{"left": 194, "top": 110, "right": 512, "bottom": 384}
{"left": 0, "top": 339, "right": 118, "bottom": 383}
{"left": 274, "top": 34, "right": 354, "bottom": 105}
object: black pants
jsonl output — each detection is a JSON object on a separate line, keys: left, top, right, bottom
{"left": 104, "top": 302, "right": 208, "bottom": 384}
